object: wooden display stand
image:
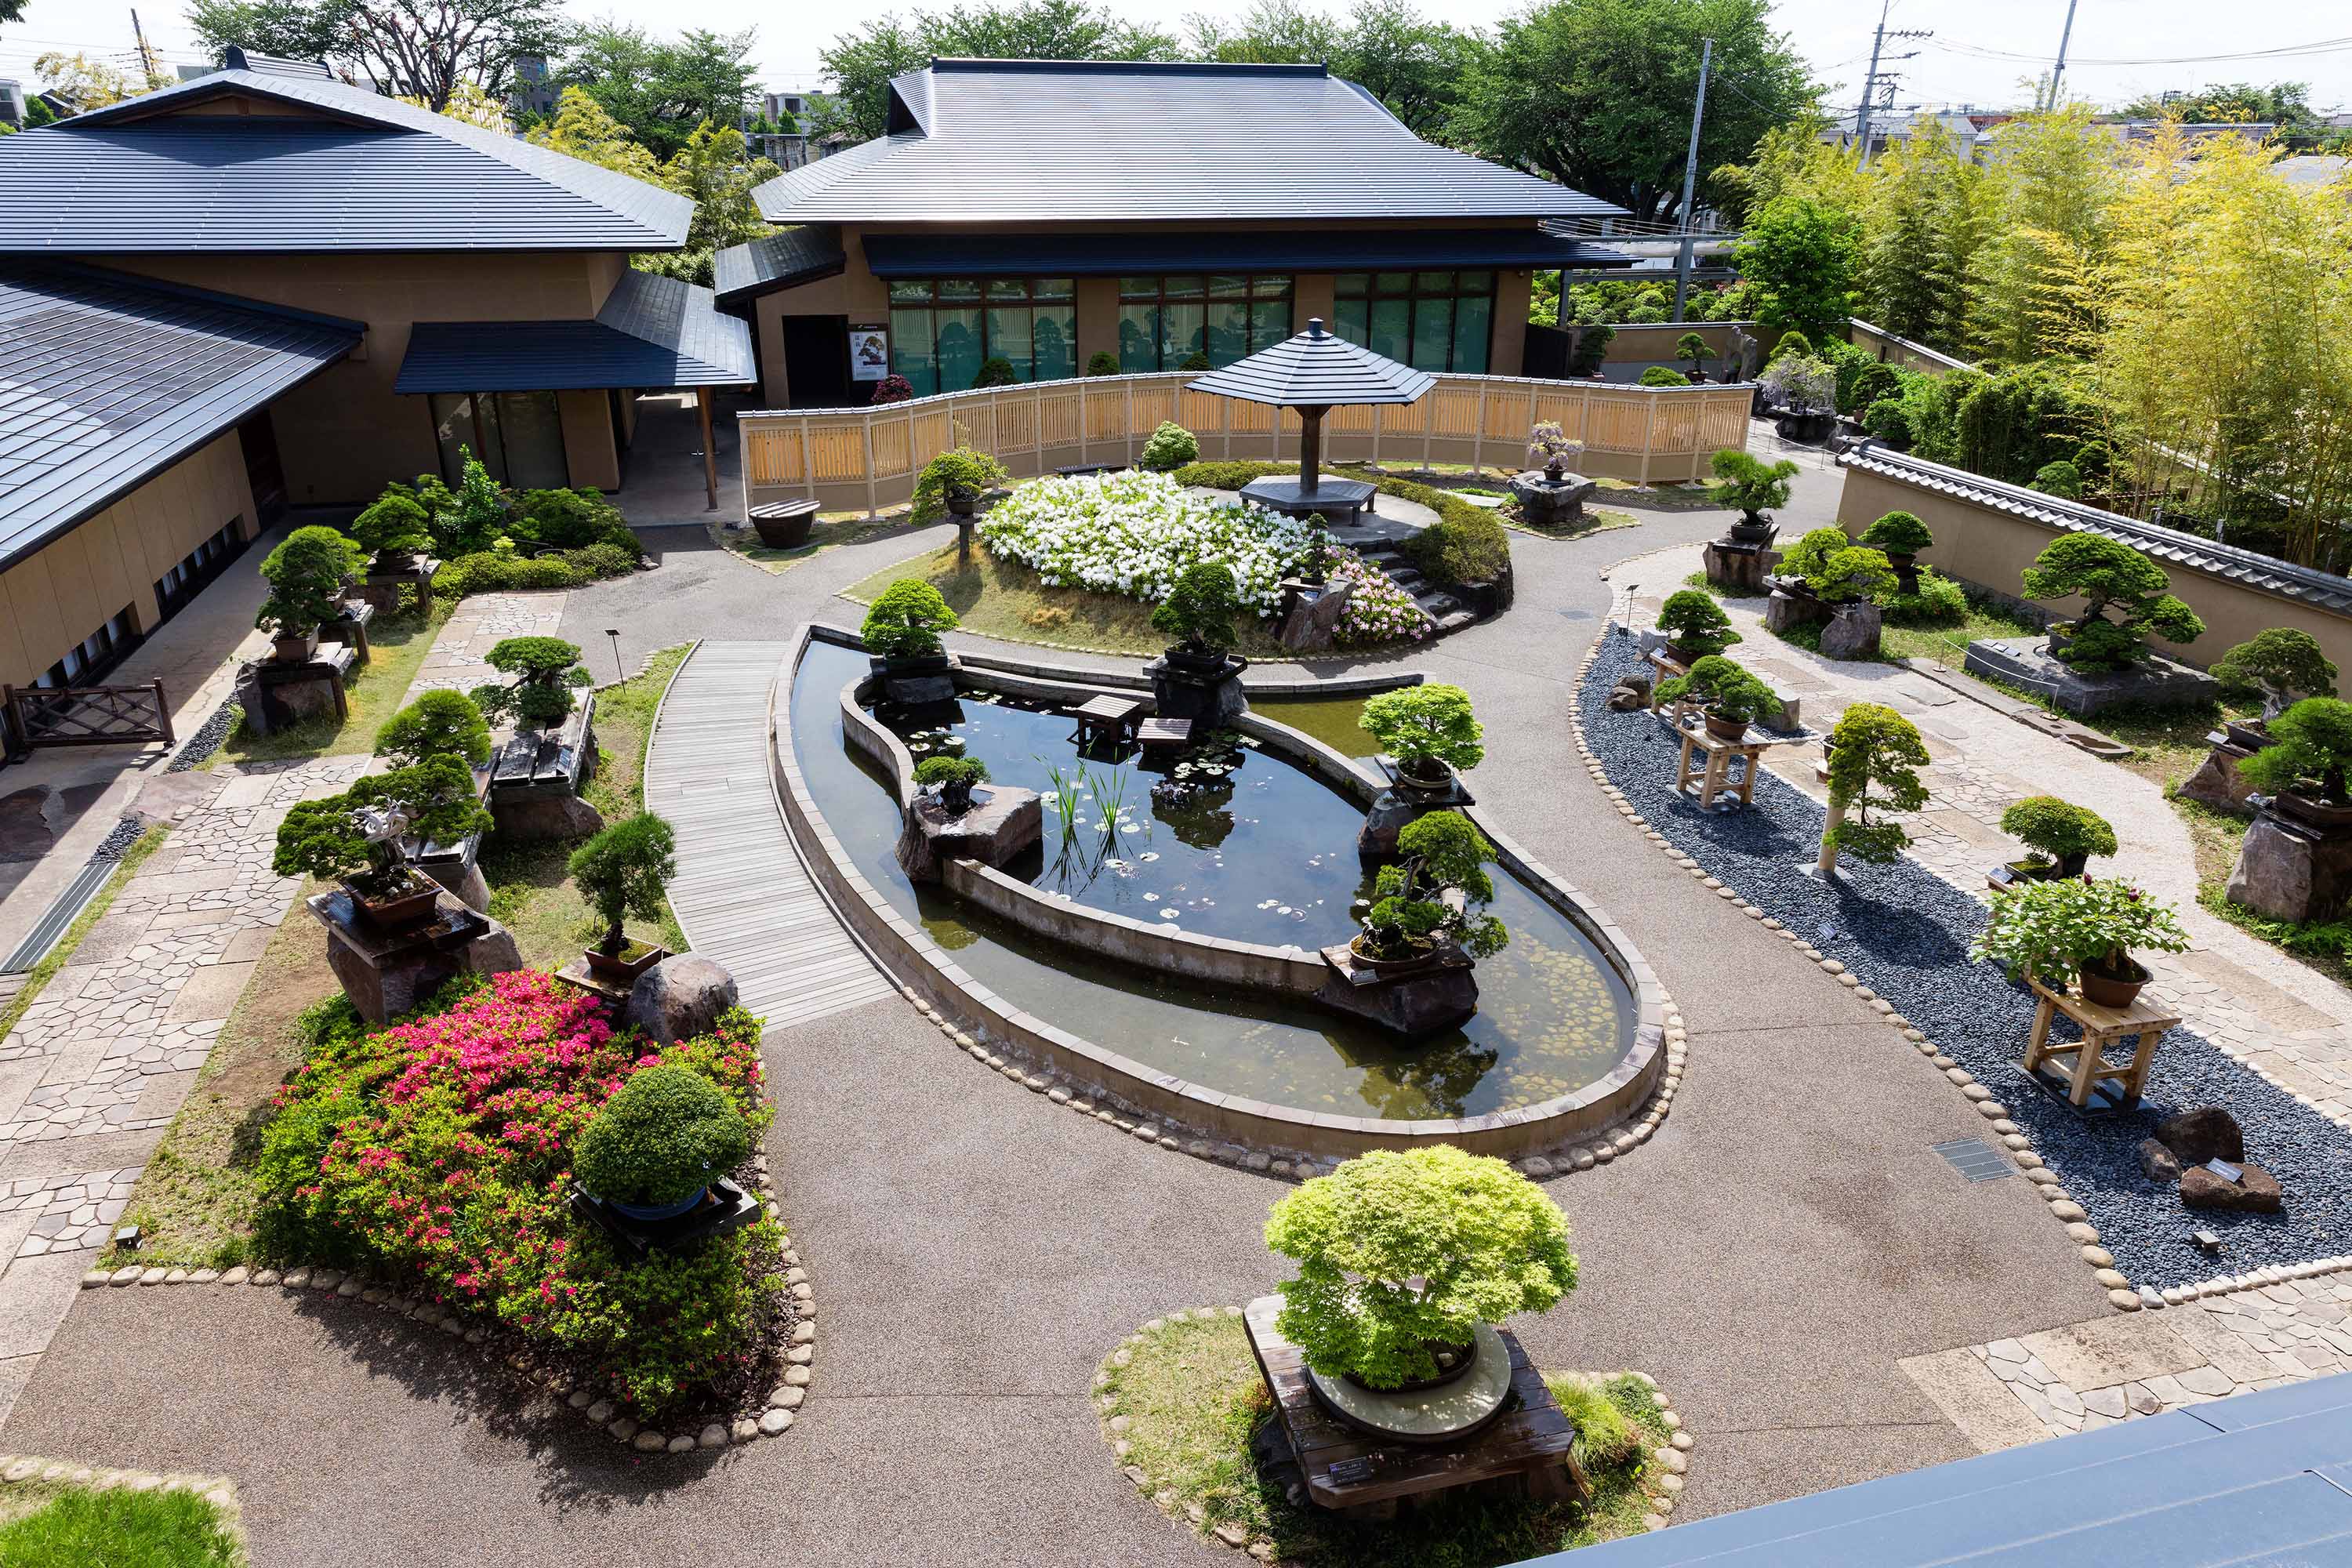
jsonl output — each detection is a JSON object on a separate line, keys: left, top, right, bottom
{"left": 2022, "top": 977, "right": 2183, "bottom": 1112}
{"left": 1671, "top": 721, "right": 1775, "bottom": 812}
{"left": 1069, "top": 693, "right": 1143, "bottom": 749}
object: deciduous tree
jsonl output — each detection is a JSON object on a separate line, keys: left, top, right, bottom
{"left": 817, "top": 1, "right": 1177, "bottom": 142}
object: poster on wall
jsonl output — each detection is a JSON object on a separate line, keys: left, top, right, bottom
{"left": 848, "top": 324, "right": 889, "bottom": 382}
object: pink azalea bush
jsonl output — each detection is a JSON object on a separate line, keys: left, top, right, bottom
{"left": 1331, "top": 549, "right": 1433, "bottom": 646}
{"left": 257, "top": 970, "right": 782, "bottom": 1418}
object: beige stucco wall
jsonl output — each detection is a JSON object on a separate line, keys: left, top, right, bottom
{"left": 0, "top": 432, "right": 256, "bottom": 689}
{"left": 1835, "top": 465, "right": 2352, "bottom": 673}
{"left": 103, "top": 252, "right": 631, "bottom": 503}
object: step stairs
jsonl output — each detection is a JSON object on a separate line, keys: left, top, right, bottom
{"left": 1352, "top": 543, "right": 1476, "bottom": 634}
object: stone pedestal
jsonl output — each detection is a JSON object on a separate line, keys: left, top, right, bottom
{"left": 896, "top": 784, "right": 1043, "bottom": 883}
{"left": 1818, "top": 601, "right": 1883, "bottom": 661}
{"left": 2177, "top": 731, "right": 2260, "bottom": 811}
{"left": 1356, "top": 762, "right": 1475, "bottom": 862}
{"left": 1962, "top": 637, "right": 2220, "bottom": 718}
{"left": 1702, "top": 536, "right": 1778, "bottom": 593}
{"left": 419, "top": 855, "right": 492, "bottom": 913}
{"left": 307, "top": 887, "right": 521, "bottom": 1025}
{"left": 350, "top": 558, "right": 440, "bottom": 618}
{"left": 232, "top": 644, "right": 355, "bottom": 735}
{"left": 488, "top": 697, "right": 601, "bottom": 842}
{"left": 871, "top": 652, "right": 958, "bottom": 708}
{"left": 1146, "top": 652, "right": 1248, "bottom": 728}
{"left": 2224, "top": 798, "right": 2352, "bottom": 924}
{"left": 1506, "top": 470, "right": 1597, "bottom": 526}
{"left": 1762, "top": 585, "right": 1827, "bottom": 635}
{"left": 1315, "top": 941, "right": 1478, "bottom": 1040}
{"left": 1277, "top": 579, "right": 1353, "bottom": 652}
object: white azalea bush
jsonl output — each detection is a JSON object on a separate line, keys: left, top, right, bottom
{"left": 977, "top": 470, "right": 1429, "bottom": 647}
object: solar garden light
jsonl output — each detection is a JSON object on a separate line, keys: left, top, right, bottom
{"left": 606, "top": 629, "right": 623, "bottom": 683}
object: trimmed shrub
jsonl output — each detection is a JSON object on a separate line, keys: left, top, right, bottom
{"left": 1085, "top": 351, "right": 1121, "bottom": 376}
{"left": 1657, "top": 587, "right": 1740, "bottom": 656}
{"left": 374, "top": 690, "right": 492, "bottom": 769}
{"left": 1638, "top": 365, "right": 1692, "bottom": 387}
{"left": 1861, "top": 395, "right": 1914, "bottom": 446}
{"left": 1150, "top": 561, "right": 1243, "bottom": 653}
{"left": 971, "top": 356, "right": 1018, "bottom": 389}
{"left": 1385, "top": 478, "right": 1509, "bottom": 589}
{"left": 514, "top": 488, "right": 637, "bottom": 554}
{"left": 2034, "top": 460, "right": 2083, "bottom": 499}
{"left": 910, "top": 446, "right": 1011, "bottom": 525}
{"left": 870, "top": 374, "right": 913, "bottom": 405}
{"left": 1859, "top": 510, "right": 1933, "bottom": 556}
{"left": 561, "top": 540, "right": 640, "bottom": 579}
{"left": 1882, "top": 567, "right": 1968, "bottom": 627}
{"left": 862, "top": 579, "right": 959, "bottom": 659}
{"left": 574, "top": 1062, "right": 750, "bottom": 1209}
{"left": 1138, "top": 421, "right": 1200, "bottom": 472}
{"left": 1847, "top": 361, "right": 1901, "bottom": 416}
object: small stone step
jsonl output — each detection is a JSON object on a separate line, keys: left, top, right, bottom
{"left": 1387, "top": 568, "right": 1428, "bottom": 593}
{"left": 1432, "top": 609, "right": 1478, "bottom": 633}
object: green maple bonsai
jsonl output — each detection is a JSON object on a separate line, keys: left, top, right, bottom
{"left": 1359, "top": 810, "right": 1508, "bottom": 962}
{"left": 1359, "top": 684, "right": 1484, "bottom": 782}
{"left": 573, "top": 1063, "right": 751, "bottom": 1210}
{"left": 373, "top": 690, "right": 492, "bottom": 769}
{"left": 2000, "top": 796, "right": 2118, "bottom": 878}
{"left": 2238, "top": 696, "right": 2352, "bottom": 805}
{"left": 2021, "top": 534, "right": 2205, "bottom": 670}
{"left": 1858, "top": 510, "right": 1933, "bottom": 557}
{"left": 2212, "top": 629, "right": 2339, "bottom": 722}
{"left": 1820, "top": 702, "right": 1929, "bottom": 868}
{"left": 862, "top": 579, "right": 960, "bottom": 662}
{"left": 1657, "top": 588, "right": 1741, "bottom": 659}
{"left": 1264, "top": 1147, "right": 1577, "bottom": 1390}
{"left": 1150, "top": 562, "right": 1242, "bottom": 657}
{"left": 255, "top": 526, "right": 365, "bottom": 644}
{"left": 567, "top": 812, "right": 677, "bottom": 956}
{"left": 471, "top": 637, "right": 589, "bottom": 725}
{"left": 1657, "top": 655, "right": 1781, "bottom": 728}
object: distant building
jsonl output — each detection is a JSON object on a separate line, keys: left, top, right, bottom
{"left": 2276, "top": 154, "right": 2350, "bottom": 190}
{"left": 1819, "top": 108, "right": 2012, "bottom": 162}
{"left": 0, "top": 80, "right": 22, "bottom": 129}
{"left": 510, "top": 53, "right": 557, "bottom": 119}
{"left": 762, "top": 90, "right": 811, "bottom": 125}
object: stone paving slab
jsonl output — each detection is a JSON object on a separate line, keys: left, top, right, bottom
{"left": 400, "top": 592, "right": 568, "bottom": 704}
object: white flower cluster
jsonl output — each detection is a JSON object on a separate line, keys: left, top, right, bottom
{"left": 976, "top": 470, "right": 1322, "bottom": 615}
{"left": 1329, "top": 552, "right": 1432, "bottom": 645}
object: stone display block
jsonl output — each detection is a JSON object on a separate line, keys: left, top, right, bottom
{"left": 1506, "top": 470, "right": 1596, "bottom": 526}
{"left": 307, "top": 887, "right": 520, "bottom": 1025}
{"left": 1147, "top": 652, "right": 1248, "bottom": 728}
{"left": 625, "top": 955, "right": 739, "bottom": 1044}
{"left": 487, "top": 696, "right": 602, "bottom": 841}
{"left": 896, "top": 783, "right": 1042, "bottom": 883}
{"left": 1315, "top": 941, "right": 1478, "bottom": 1040}
{"left": 1277, "top": 578, "right": 1354, "bottom": 652}
{"left": 871, "top": 652, "right": 958, "bottom": 708}
{"left": 1818, "top": 601, "right": 1883, "bottom": 661}
{"left": 319, "top": 599, "right": 373, "bottom": 664}
{"left": 1701, "top": 538, "right": 1777, "bottom": 594}
{"left": 232, "top": 644, "right": 355, "bottom": 735}
{"left": 1356, "top": 761, "right": 1475, "bottom": 862}
{"left": 1962, "top": 638, "right": 2219, "bottom": 718}
{"left": 2177, "top": 732, "right": 2260, "bottom": 811}
{"left": 1762, "top": 585, "right": 1827, "bottom": 635}
{"left": 2224, "top": 800, "right": 2352, "bottom": 924}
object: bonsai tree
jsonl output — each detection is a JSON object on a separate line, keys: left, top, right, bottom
{"left": 1858, "top": 510, "right": 1933, "bottom": 559}
{"left": 870, "top": 374, "right": 913, "bottom": 405}
{"left": 471, "top": 636, "right": 589, "bottom": 725}
{"left": 1149, "top": 561, "right": 1242, "bottom": 657}
{"left": 1138, "top": 422, "right": 1200, "bottom": 473}
{"left": 913, "top": 755, "right": 989, "bottom": 815}
{"left": 1656, "top": 588, "right": 1741, "bottom": 659}
{"left": 1085, "top": 351, "right": 1122, "bottom": 376}
{"left": 1760, "top": 355, "right": 1836, "bottom": 413}
{"left": 862, "top": 579, "right": 960, "bottom": 663}
{"left": 971, "top": 355, "right": 1018, "bottom": 389}
{"left": 910, "top": 446, "right": 1011, "bottom": 526}
{"left": 373, "top": 689, "right": 492, "bottom": 769}
{"left": 1566, "top": 319, "right": 1614, "bottom": 377}
{"left": 1656, "top": 655, "right": 1780, "bottom": 729}
{"left": 1999, "top": 796, "right": 2118, "bottom": 878}
{"left": 1526, "top": 421, "right": 1584, "bottom": 478}
{"left": 2212, "top": 629, "right": 2339, "bottom": 722}
{"left": 1359, "top": 683, "right": 1484, "bottom": 783}
{"left": 350, "top": 489, "right": 433, "bottom": 568}
{"left": 566, "top": 811, "right": 677, "bottom": 957}
{"left": 1775, "top": 526, "right": 1849, "bottom": 585}
{"left": 2021, "top": 534, "right": 2205, "bottom": 670}
{"left": 1707, "top": 449, "right": 1800, "bottom": 527}
{"left": 2238, "top": 696, "right": 2352, "bottom": 805}
{"left": 572, "top": 1063, "right": 751, "bottom": 1211}
{"left": 1765, "top": 328, "right": 1813, "bottom": 363}
{"left": 1819, "top": 702, "right": 1929, "bottom": 869}
{"left": 1806, "top": 544, "right": 1897, "bottom": 605}
{"left": 1264, "top": 1146, "right": 1576, "bottom": 1389}
{"left": 1360, "top": 810, "right": 1508, "bottom": 962}
{"left": 1675, "top": 331, "right": 1711, "bottom": 378}
{"left": 2032, "top": 460, "right": 2083, "bottom": 499}
{"left": 1639, "top": 365, "right": 1692, "bottom": 387}
{"left": 274, "top": 757, "right": 491, "bottom": 894}
{"left": 1970, "top": 875, "right": 2189, "bottom": 991}
{"left": 255, "top": 526, "right": 365, "bottom": 646}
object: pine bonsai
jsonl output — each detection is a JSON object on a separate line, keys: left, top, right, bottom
{"left": 913, "top": 755, "right": 989, "bottom": 814}
{"left": 910, "top": 447, "right": 1011, "bottom": 524}
{"left": 1359, "top": 684, "right": 1484, "bottom": 780}
{"left": 350, "top": 489, "right": 433, "bottom": 566}
{"left": 373, "top": 690, "right": 492, "bottom": 769}
{"left": 2212, "top": 629, "right": 2339, "bottom": 720}
{"left": 2021, "top": 534, "right": 2205, "bottom": 670}
{"left": 567, "top": 812, "right": 677, "bottom": 956}
{"left": 1708, "top": 449, "right": 1800, "bottom": 525}
{"left": 471, "top": 637, "right": 588, "bottom": 725}
{"left": 1359, "top": 810, "right": 1508, "bottom": 962}
{"left": 1675, "top": 331, "right": 1710, "bottom": 376}
{"left": 1820, "top": 702, "right": 1929, "bottom": 868}
{"left": 1150, "top": 562, "right": 1242, "bottom": 656}
{"left": 1656, "top": 655, "right": 1780, "bottom": 728}
{"left": 1857, "top": 510, "right": 1933, "bottom": 557}
{"left": 1999, "top": 796, "right": 2118, "bottom": 876}
{"left": 573, "top": 1063, "right": 750, "bottom": 1210}
{"left": 1657, "top": 588, "right": 1741, "bottom": 659}
{"left": 274, "top": 757, "right": 491, "bottom": 894}
{"left": 862, "top": 579, "right": 960, "bottom": 662}
{"left": 255, "top": 526, "right": 365, "bottom": 641}
{"left": 1806, "top": 545, "right": 1897, "bottom": 604}
{"left": 1138, "top": 422, "right": 1200, "bottom": 473}
{"left": 1264, "top": 1147, "right": 1576, "bottom": 1389}
{"left": 2238, "top": 697, "right": 2352, "bottom": 805}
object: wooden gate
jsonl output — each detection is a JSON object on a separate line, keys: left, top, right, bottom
{"left": 2, "top": 681, "right": 174, "bottom": 757}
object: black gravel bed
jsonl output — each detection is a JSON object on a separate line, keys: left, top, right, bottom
{"left": 166, "top": 700, "right": 235, "bottom": 772}
{"left": 1581, "top": 631, "right": 2352, "bottom": 1289}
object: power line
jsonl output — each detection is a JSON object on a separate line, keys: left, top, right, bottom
{"left": 1929, "top": 34, "right": 2352, "bottom": 68}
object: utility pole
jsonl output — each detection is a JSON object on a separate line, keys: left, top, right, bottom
{"left": 1853, "top": 2, "right": 1932, "bottom": 169}
{"left": 1671, "top": 37, "right": 1714, "bottom": 325}
{"left": 129, "top": 9, "right": 159, "bottom": 86}
{"left": 2044, "top": 0, "right": 2081, "bottom": 111}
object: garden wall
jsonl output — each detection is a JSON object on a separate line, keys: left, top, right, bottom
{"left": 739, "top": 372, "right": 1755, "bottom": 517}
{"left": 1846, "top": 319, "right": 1973, "bottom": 377}
{"left": 1835, "top": 445, "right": 2352, "bottom": 672}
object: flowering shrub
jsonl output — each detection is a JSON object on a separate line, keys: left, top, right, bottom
{"left": 256, "top": 970, "right": 781, "bottom": 1418}
{"left": 1327, "top": 551, "right": 1430, "bottom": 645}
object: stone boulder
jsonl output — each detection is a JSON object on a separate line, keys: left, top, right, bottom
{"left": 2176, "top": 738, "right": 2258, "bottom": 811}
{"left": 2156, "top": 1106, "right": 2245, "bottom": 1166}
{"left": 1763, "top": 587, "right": 1825, "bottom": 635}
{"left": 490, "top": 792, "right": 606, "bottom": 844}
{"left": 1356, "top": 770, "right": 1474, "bottom": 862}
{"left": 895, "top": 784, "right": 1042, "bottom": 883}
{"left": 2137, "top": 1138, "right": 2182, "bottom": 1185}
{"left": 625, "top": 955, "right": 739, "bottom": 1045}
{"left": 1277, "top": 579, "right": 1353, "bottom": 653}
{"left": 2224, "top": 808, "right": 2352, "bottom": 925}
{"left": 2180, "top": 1162, "right": 2283, "bottom": 1213}
{"left": 1314, "top": 942, "right": 1479, "bottom": 1040}
{"left": 1606, "top": 676, "right": 1652, "bottom": 713}
{"left": 1147, "top": 653, "right": 1248, "bottom": 728}
{"left": 1818, "top": 601, "right": 1883, "bottom": 662}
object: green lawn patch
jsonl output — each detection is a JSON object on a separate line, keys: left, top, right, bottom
{"left": 207, "top": 601, "right": 452, "bottom": 769}
{"left": 0, "top": 1480, "right": 242, "bottom": 1567}
{"left": 0, "top": 824, "right": 169, "bottom": 1054}
{"left": 1098, "top": 1311, "right": 1677, "bottom": 1567}
{"left": 712, "top": 514, "right": 916, "bottom": 574}
{"left": 1503, "top": 507, "right": 1643, "bottom": 541}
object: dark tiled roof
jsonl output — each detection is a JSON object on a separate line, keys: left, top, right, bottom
{"left": 754, "top": 58, "right": 1624, "bottom": 225}
{"left": 855, "top": 227, "right": 1635, "bottom": 278}
{"left": 0, "top": 263, "right": 361, "bottom": 572}
{"left": 1187, "top": 319, "right": 1433, "bottom": 408}
{"left": 712, "top": 227, "right": 848, "bottom": 303}
{"left": 0, "top": 68, "right": 690, "bottom": 252}
{"left": 394, "top": 270, "right": 754, "bottom": 393}
{"left": 1839, "top": 443, "right": 2352, "bottom": 615}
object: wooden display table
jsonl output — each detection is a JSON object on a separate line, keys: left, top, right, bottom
{"left": 1242, "top": 1295, "right": 1584, "bottom": 1521}
{"left": 1671, "top": 718, "right": 1778, "bottom": 812}
{"left": 1069, "top": 693, "right": 1143, "bottom": 749}
{"left": 2023, "top": 977, "right": 2182, "bottom": 1112}
{"left": 1137, "top": 716, "right": 1192, "bottom": 754}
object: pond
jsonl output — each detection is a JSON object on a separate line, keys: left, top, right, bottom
{"left": 1250, "top": 696, "right": 1376, "bottom": 762}
{"left": 790, "top": 642, "right": 1635, "bottom": 1122}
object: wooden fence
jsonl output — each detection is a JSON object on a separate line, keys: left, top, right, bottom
{"left": 739, "top": 372, "right": 1757, "bottom": 517}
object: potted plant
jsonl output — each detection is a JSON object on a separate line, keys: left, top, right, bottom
{"left": 862, "top": 579, "right": 960, "bottom": 677}
{"left": 1353, "top": 810, "right": 1508, "bottom": 971}
{"left": 566, "top": 811, "right": 677, "bottom": 982}
{"left": 1657, "top": 655, "right": 1782, "bottom": 741}
{"left": 572, "top": 1062, "right": 753, "bottom": 1222}
{"left": 1857, "top": 510, "right": 1933, "bottom": 584}
{"left": 1998, "top": 796, "right": 2118, "bottom": 882}
{"left": 373, "top": 689, "right": 493, "bottom": 770}
{"left": 1264, "top": 1146, "right": 1576, "bottom": 1400}
{"left": 914, "top": 755, "right": 989, "bottom": 815}
{"left": 1655, "top": 587, "right": 1742, "bottom": 664}
{"left": 2021, "top": 534, "right": 2205, "bottom": 670}
{"left": 1149, "top": 561, "right": 1243, "bottom": 673}
{"left": 350, "top": 490, "right": 434, "bottom": 574}
{"left": 911, "top": 445, "right": 1012, "bottom": 527}
{"left": 1675, "top": 330, "right": 1711, "bottom": 383}
{"left": 1707, "top": 449, "right": 1799, "bottom": 543}
{"left": 1359, "top": 683, "right": 1484, "bottom": 793}
{"left": 1969, "top": 874, "right": 2190, "bottom": 1008}
{"left": 1817, "top": 702, "right": 1929, "bottom": 873}
{"left": 1762, "top": 355, "right": 1838, "bottom": 441}
{"left": 255, "top": 525, "right": 366, "bottom": 663}
{"left": 870, "top": 373, "right": 913, "bottom": 405}
{"left": 2238, "top": 696, "right": 2352, "bottom": 830}
{"left": 470, "top": 637, "right": 590, "bottom": 727}
{"left": 2212, "top": 629, "right": 2339, "bottom": 748}
{"left": 1138, "top": 421, "right": 1200, "bottom": 474}
{"left": 1527, "top": 421, "right": 1584, "bottom": 483}
{"left": 274, "top": 757, "right": 492, "bottom": 931}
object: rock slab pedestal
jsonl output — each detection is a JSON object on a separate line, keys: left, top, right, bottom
{"left": 871, "top": 652, "right": 959, "bottom": 708}
{"left": 2178, "top": 730, "right": 2262, "bottom": 811}
{"left": 1316, "top": 942, "right": 1478, "bottom": 1040}
{"left": 1818, "top": 601, "right": 1884, "bottom": 661}
{"left": 626, "top": 955, "right": 739, "bottom": 1044}
{"left": 307, "top": 887, "right": 521, "bottom": 1025}
{"left": 1962, "top": 637, "right": 2219, "bottom": 718}
{"left": 1146, "top": 652, "right": 1248, "bottom": 728}
{"left": 1506, "top": 470, "right": 1597, "bottom": 526}
{"left": 232, "top": 646, "right": 355, "bottom": 735}
{"left": 1357, "top": 763, "right": 1475, "bottom": 862}
{"left": 896, "top": 784, "right": 1043, "bottom": 883}
{"left": 1702, "top": 537, "right": 1778, "bottom": 594}
{"left": 1277, "top": 579, "right": 1353, "bottom": 653}
{"left": 2224, "top": 798, "right": 2352, "bottom": 924}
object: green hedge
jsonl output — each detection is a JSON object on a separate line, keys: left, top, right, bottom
{"left": 1168, "top": 462, "right": 1509, "bottom": 590}
{"left": 434, "top": 541, "right": 638, "bottom": 600}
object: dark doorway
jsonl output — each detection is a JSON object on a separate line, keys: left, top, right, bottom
{"left": 237, "top": 410, "right": 288, "bottom": 524}
{"left": 780, "top": 315, "right": 852, "bottom": 408}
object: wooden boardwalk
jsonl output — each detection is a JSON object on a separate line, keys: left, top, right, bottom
{"left": 645, "top": 641, "right": 892, "bottom": 1033}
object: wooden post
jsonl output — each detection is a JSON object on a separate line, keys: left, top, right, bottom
{"left": 698, "top": 387, "right": 718, "bottom": 510}
{"left": 1298, "top": 407, "right": 1324, "bottom": 493}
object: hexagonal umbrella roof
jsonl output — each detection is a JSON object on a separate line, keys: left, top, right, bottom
{"left": 1185, "top": 318, "right": 1435, "bottom": 411}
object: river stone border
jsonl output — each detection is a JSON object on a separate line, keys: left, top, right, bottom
{"left": 0, "top": 1452, "right": 241, "bottom": 1514}
{"left": 778, "top": 624, "right": 1681, "bottom": 1176}
{"left": 78, "top": 1149, "right": 812, "bottom": 1456}
{"left": 1094, "top": 1308, "right": 1697, "bottom": 1553}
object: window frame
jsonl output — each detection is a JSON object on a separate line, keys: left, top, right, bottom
{"left": 887, "top": 277, "right": 1077, "bottom": 395}
{"left": 1333, "top": 270, "right": 1499, "bottom": 374}
{"left": 1114, "top": 274, "right": 1295, "bottom": 371}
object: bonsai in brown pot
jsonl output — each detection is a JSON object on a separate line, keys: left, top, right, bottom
{"left": 1654, "top": 589, "right": 1742, "bottom": 668}
{"left": 2238, "top": 696, "right": 2352, "bottom": 832}
{"left": 1351, "top": 809, "right": 1509, "bottom": 973}
{"left": 568, "top": 812, "right": 677, "bottom": 984}
{"left": 1971, "top": 873, "right": 2190, "bottom": 1010}
{"left": 255, "top": 525, "right": 365, "bottom": 664}
{"left": 1995, "top": 796, "right": 2118, "bottom": 887}
{"left": 1657, "top": 655, "right": 1782, "bottom": 742}
{"left": 273, "top": 757, "right": 492, "bottom": 934}
{"left": 1359, "top": 684, "right": 1485, "bottom": 797}
{"left": 2212, "top": 630, "right": 2339, "bottom": 751}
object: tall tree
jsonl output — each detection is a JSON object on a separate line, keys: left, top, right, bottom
{"left": 1965, "top": 107, "right": 2120, "bottom": 367}
{"left": 1183, "top": 1, "right": 1486, "bottom": 140}
{"left": 186, "top": 0, "right": 352, "bottom": 66}
{"left": 1453, "top": 0, "right": 1818, "bottom": 223}
{"left": 815, "top": 1, "right": 1178, "bottom": 142}
{"left": 1733, "top": 193, "right": 1860, "bottom": 341}
{"left": 556, "top": 24, "right": 761, "bottom": 160}
{"left": 189, "top": 0, "right": 568, "bottom": 108}
{"left": 525, "top": 84, "right": 662, "bottom": 182}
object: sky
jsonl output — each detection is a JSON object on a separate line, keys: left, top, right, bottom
{"left": 3, "top": 0, "right": 2346, "bottom": 117}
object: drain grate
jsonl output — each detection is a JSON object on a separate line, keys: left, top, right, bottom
{"left": 1, "top": 855, "right": 115, "bottom": 974}
{"left": 1931, "top": 1138, "right": 2014, "bottom": 1183}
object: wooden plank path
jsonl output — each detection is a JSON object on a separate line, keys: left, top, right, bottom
{"left": 644, "top": 641, "right": 892, "bottom": 1033}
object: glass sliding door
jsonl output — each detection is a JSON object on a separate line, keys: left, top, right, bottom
{"left": 891, "top": 278, "right": 1079, "bottom": 391}
{"left": 1333, "top": 270, "right": 1499, "bottom": 372}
